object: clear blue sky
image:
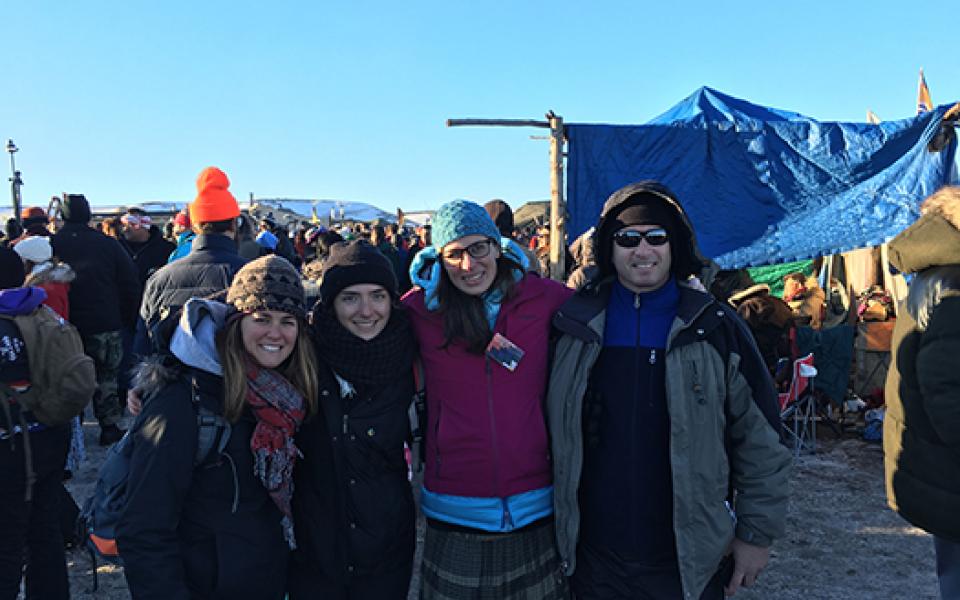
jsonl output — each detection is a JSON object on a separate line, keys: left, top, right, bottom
{"left": 2, "top": 1, "right": 957, "bottom": 213}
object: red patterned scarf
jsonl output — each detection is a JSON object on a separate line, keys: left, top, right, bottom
{"left": 246, "top": 362, "right": 306, "bottom": 549}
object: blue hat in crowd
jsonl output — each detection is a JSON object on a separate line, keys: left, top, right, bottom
{"left": 256, "top": 230, "right": 279, "bottom": 250}
{"left": 431, "top": 199, "right": 501, "bottom": 250}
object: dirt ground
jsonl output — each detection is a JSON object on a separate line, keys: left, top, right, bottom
{"left": 59, "top": 417, "right": 939, "bottom": 600}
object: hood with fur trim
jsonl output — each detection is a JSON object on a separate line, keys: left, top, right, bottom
{"left": 24, "top": 260, "right": 75, "bottom": 287}
{"left": 889, "top": 186, "right": 960, "bottom": 274}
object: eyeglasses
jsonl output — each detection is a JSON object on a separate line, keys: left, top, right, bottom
{"left": 442, "top": 239, "right": 494, "bottom": 264}
{"left": 612, "top": 228, "right": 669, "bottom": 248}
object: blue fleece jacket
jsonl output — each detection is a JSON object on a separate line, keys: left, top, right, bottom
{"left": 579, "top": 277, "right": 680, "bottom": 564}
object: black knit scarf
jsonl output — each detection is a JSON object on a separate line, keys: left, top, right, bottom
{"left": 311, "top": 306, "right": 415, "bottom": 385}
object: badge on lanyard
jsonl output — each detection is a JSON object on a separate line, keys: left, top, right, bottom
{"left": 485, "top": 333, "right": 525, "bottom": 372}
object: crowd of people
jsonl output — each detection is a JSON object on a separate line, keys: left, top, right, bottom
{"left": 0, "top": 166, "right": 956, "bottom": 600}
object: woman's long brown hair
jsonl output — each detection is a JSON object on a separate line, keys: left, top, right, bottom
{"left": 436, "top": 254, "right": 520, "bottom": 354}
{"left": 217, "top": 316, "right": 319, "bottom": 422}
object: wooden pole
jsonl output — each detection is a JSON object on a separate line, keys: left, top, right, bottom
{"left": 548, "top": 112, "right": 565, "bottom": 280}
{"left": 447, "top": 118, "right": 550, "bottom": 129}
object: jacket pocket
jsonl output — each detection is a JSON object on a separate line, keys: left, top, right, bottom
{"left": 688, "top": 361, "right": 709, "bottom": 425}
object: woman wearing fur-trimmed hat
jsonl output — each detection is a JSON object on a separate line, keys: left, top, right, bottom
{"left": 402, "top": 200, "right": 573, "bottom": 599}
{"left": 288, "top": 240, "right": 417, "bottom": 600}
{"left": 117, "top": 255, "right": 319, "bottom": 600}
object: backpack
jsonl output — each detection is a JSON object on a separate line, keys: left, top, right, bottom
{"left": 77, "top": 373, "right": 232, "bottom": 591}
{"left": 0, "top": 305, "right": 96, "bottom": 426}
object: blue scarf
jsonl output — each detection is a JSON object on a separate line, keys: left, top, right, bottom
{"left": 409, "top": 237, "right": 529, "bottom": 329}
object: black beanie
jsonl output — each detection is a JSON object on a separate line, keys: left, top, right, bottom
{"left": 319, "top": 240, "right": 398, "bottom": 306}
{"left": 484, "top": 199, "right": 514, "bottom": 237}
{"left": 0, "top": 246, "right": 25, "bottom": 290}
{"left": 62, "top": 194, "right": 92, "bottom": 224}
{"left": 595, "top": 181, "right": 705, "bottom": 281}
{"left": 226, "top": 255, "right": 306, "bottom": 319}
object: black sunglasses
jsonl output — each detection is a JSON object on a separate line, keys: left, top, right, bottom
{"left": 442, "top": 239, "right": 495, "bottom": 263}
{"left": 613, "top": 228, "right": 669, "bottom": 248}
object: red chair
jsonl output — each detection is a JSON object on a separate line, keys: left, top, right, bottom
{"left": 779, "top": 353, "right": 818, "bottom": 457}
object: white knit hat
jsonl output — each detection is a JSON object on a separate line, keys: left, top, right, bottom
{"left": 13, "top": 235, "right": 52, "bottom": 264}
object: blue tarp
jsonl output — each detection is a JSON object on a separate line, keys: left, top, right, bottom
{"left": 566, "top": 87, "right": 958, "bottom": 268}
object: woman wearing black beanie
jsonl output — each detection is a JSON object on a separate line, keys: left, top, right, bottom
{"left": 289, "top": 240, "right": 417, "bottom": 600}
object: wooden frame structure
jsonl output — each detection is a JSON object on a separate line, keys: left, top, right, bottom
{"left": 446, "top": 112, "right": 567, "bottom": 280}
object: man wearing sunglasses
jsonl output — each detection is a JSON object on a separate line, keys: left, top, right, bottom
{"left": 547, "top": 181, "right": 790, "bottom": 599}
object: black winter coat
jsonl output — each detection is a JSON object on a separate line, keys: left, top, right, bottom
{"left": 51, "top": 223, "right": 139, "bottom": 336}
{"left": 116, "top": 365, "right": 288, "bottom": 600}
{"left": 885, "top": 268, "right": 960, "bottom": 542}
{"left": 288, "top": 366, "right": 416, "bottom": 598}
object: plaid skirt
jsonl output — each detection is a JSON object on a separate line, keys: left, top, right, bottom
{"left": 420, "top": 517, "right": 570, "bottom": 600}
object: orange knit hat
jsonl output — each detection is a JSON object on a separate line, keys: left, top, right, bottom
{"left": 189, "top": 166, "right": 240, "bottom": 225}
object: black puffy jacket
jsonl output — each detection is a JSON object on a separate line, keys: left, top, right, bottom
{"left": 885, "top": 268, "right": 960, "bottom": 542}
{"left": 884, "top": 201, "right": 960, "bottom": 543}
{"left": 133, "top": 234, "right": 247, "bottom": 355}
{"left": 288, "top": 365, "right": 416, "bottom": 597}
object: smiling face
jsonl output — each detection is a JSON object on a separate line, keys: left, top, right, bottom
{"left": 240, "top": 309, "right": 299, "bottom": 368}
{"left": 333, "top": 283, "right": 392, "bottom": 340}
{"left": 441, "top": 234, "right": 500, "bottom": 296}
{"left": 611, "top": 224, "right": 672, "bottom": 294}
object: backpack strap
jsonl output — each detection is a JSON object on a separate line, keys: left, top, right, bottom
{"left": 407, "top": 359, "right": 426, "bottom": 472}
{"left": 188, "top": 374, "right": 238, "bottom": 512}
{"left": 188, "top": 375, "right": 232, "bottom": 467}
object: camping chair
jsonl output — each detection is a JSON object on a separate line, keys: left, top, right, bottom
{"left": 779, "top": 353, "right": 818, "bottom": 457}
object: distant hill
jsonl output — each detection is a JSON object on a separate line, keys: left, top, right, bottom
{"left": 255, "top": 198, "right": 394, "bottom": 223}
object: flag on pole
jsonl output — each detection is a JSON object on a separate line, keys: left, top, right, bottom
{"left": 866, "top": 110, "right": 882, "bottom": 124}
{"left": 397, "top": 207, "right": 405, "bottom": 226}
{"left": 310, "top": 204, "right": 321, "bottom": 224}
{"left": 917, "top": 69, "right": 933, "bottom": 114}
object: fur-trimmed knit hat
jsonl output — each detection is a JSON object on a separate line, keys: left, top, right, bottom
{"left": 189, "top": 166, "right": 241, "bottom": 225}
{"left": 226, "top": 255, "right": 306, "bottom": 319}
{"left": 432, "top": 199, "right": 501, "bottom": 250}
{"left": 319, "top": 240, "right": 398, "bottom": 306}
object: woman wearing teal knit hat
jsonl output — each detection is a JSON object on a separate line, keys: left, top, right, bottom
{"left": 403, "top": 199, "right": 574, "bottom": 599}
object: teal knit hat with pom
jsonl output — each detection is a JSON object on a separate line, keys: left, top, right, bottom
{"left": 431, "top": 199, "right": 501, "bottom": 250}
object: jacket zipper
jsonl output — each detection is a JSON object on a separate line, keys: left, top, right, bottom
{"left": 485, "top": 358, "right": 510, "bottom": 529}
{"left": 633, "top": 293, "right": 642, "bottom": 542}
{"left": 434, "top": 401, "right": 442, "bottom": 478}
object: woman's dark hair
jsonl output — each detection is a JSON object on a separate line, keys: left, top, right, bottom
{"left": 436, "top": 252, "right": 520, "bottom": 354}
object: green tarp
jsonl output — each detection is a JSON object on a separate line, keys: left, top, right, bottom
{"left": 747, "top": 260, "right": 814, "bottom": 298}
